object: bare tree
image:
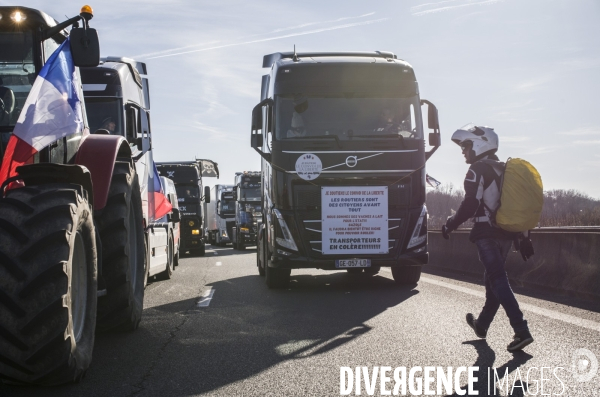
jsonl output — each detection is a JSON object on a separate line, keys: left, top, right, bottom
{"left": 426, "top": 187, "right": 600, "bottom": 229}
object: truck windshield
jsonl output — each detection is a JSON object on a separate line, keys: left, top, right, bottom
{"left": 84, "top": 98, "right": 124, "bottom": 135}
{"left": 0, "top": 31, "right": 35, "bottom": 127}
{"left": 176, "top": 185, "right": 199, "bottom": 201}
{"left": 240, "top": 177, "right": 261, "bottom": 202}
{"left": 275, "top": 95, "right": 421, "bottom": 140}
{"left": 220, "top": 198, "right": 235, "bottom": 215}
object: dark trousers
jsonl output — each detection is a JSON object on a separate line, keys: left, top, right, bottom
{"left": 475, "top": 238, "right": 528, "bottom": 333}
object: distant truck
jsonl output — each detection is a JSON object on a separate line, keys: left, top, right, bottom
{"left": 156, "top": 160, "right": 218, "bottom": 256}
{"left": 231, "top": 171, "right": 262, "bottom": 250}
{"left": 205, "top": 184, "right": 235, "bottom": 245}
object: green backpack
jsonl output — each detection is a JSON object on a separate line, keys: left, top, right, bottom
{"left": 488, "top": 158, "right": 544, "bottom": 232}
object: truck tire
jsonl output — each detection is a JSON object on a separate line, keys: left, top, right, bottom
{"left": 173, "top": 245, "right": 180, "bottom": 267}
{"left": 95, "top": 161, "right": 145, "bottom": 332}
{"left": 265, "top": 261, "right": 291, "bottom": 289}
{"left": 159, "top": 236, "right": 174, "bottom": 280}
{"left": 256, "top": 229, "right": 265, "bottom": 277}
{"left": 391, "top": 265, "right": 422, "bottom": 285}
{"left": 0, "top": 183, "right": 97, "bottom": 385}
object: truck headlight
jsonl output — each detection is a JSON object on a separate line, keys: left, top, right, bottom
{"left": 407, "top": 206, "right": 427, "bottom": 249}
{"left": 273, "top": 209, "right": 298, "bottom": 251}
{"left": 240, "top": 227, "right": 249, "bottom": 233}
{"left": 192, "top": 229, "right": 200, "bottom": 235}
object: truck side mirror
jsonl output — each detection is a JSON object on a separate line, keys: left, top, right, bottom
{"left": 204, "top": 186, "right": 211, "bottom": 203}
{"left": 251, "top": 103, "right": 263, "bottom": 131}
{"left": 169, "top": 208, "right": 180, "bottom": 223}
{"left": 421, "top": 99, "right": 441, "bottom": 161}
{"left": 69, "top": 28, "right": 100, "bottom": 67}
{"left": 427, "top": 103, "right": 439, "bottom": 130}
{"left": 250, "top": 98, "right": 273, "bottom": 163}
{"left": 429, "top": 133, "right": 440, "bottom": 146}
{"left": 251, "top": 133, "right": 263, "bottom": 149}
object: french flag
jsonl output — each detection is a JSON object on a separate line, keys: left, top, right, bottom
{"left": 0, "top": 37, "right": 85, "bottom": 186}
{"left": 152, "top": 162, "right": 172, "bottom": 221}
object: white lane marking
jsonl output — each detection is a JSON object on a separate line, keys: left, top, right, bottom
{"left": 416, "top": 275, "right": 600, "bottom": 333}
{"left": 216, "top": 261, "right": 222, "bottom": 266}
{"left": 196, "top": 288, "right": 215, "bottom": 307}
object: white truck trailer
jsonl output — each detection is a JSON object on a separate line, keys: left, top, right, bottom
{"left": 206, "top": 184, "right": 235, "bottom": 246}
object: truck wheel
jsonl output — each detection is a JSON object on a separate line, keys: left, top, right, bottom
{"left": 257, "top": 230, "right": 265, "bottom": 277}
{"left": 159, "top": 237, "right": 174, "bottom": 280}
{"left": 0, "top": 183, "right": 97, "bottom": 385}
{"left": 173, "top": 246, "right": 180, "bottom": 267}
{"left": 265, "top": 260, "right": 291, "bottom": 289}
{"left": 391, "top": 265, "right": 422, "bottom": 285}
{"left": 95, "top": 161, "right": 145, "bottom": 332}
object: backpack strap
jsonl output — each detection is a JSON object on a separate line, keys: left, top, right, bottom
{"left": 476, "top": 158, "right": 508, "bottom": 227}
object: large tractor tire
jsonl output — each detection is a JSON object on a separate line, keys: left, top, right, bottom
{"left": 0, "top": 184, "right": 97, "bottom": 385}
{"left": 95, "top": 161, "right": 145, "bottom": 332}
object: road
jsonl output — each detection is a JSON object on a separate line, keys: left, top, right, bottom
{"left": 2, "top": 245, "right": 599, "bottom": 396}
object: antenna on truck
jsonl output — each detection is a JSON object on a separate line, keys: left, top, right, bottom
{"left": 292, "top": 45, "right": 299, "bottom": 62}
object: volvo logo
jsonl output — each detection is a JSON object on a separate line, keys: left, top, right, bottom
{"left": 345, "top": 156, "right": 358, "bottom": 168}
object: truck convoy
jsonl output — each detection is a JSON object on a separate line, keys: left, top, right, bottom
{"left": 205, "top": 184, "right": 235, "bottom": 246}
{"left": 231, "top": 171, "right": 262, "bottom": 250}
{"left": 0, "top": 5, "right": 152, "bottom": 385}
{"left": 250, "top": 51, "right": 441, "bottom": 288}
{"left": 156, "top": 160, "right": 218, "bottom": 256}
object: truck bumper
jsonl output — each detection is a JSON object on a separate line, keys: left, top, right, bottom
{"left": 239, "top": 232, "right": 257, "bottom": 246}
{"left": 268, "top": 251, "right": 428, "bottom": 270}
{"left": 181, "top": 237, "right": 204, "bottom": 251}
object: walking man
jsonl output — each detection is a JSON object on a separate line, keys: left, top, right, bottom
{"left": 443, "top": 124, "right": 534, "bottom": 352}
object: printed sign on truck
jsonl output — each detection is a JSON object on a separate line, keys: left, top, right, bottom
{"left": 321, "top": 186, "right": 388, "bottom": 255}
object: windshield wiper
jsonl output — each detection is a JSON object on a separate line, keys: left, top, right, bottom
{"left": 289, "top": 135, "right": 341, "bottom": 148}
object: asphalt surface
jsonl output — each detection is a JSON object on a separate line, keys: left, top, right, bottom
{"left": 2, "top": 244, "right": 599, "bottom": 396}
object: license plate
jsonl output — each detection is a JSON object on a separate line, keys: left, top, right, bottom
{"left": 336, "top": 259, "right": 371, "bottom": 268}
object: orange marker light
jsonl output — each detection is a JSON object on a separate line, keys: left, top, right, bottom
{"left": 80, "top": 5, "right": 93, "bottom": 16}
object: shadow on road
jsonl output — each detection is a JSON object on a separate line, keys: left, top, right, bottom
{"left": 444, "top": 339, "right": 533, "bottom": 397}
{"left": 1, "top": 272, "right": 418, "bottom": 396}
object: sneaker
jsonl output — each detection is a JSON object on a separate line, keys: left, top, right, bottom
{"left": 466, "top": 313, "right": 487, "bottom": 338}
{"left": 507, "top": 330, "right": 534, "bottom": 352}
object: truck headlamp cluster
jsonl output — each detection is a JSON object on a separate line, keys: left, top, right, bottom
{"left": 10, "top": 11, "right": 26, "bottom": 23}
{"left": 407, "top": 206, "right": 428, "bottom": 249}
{"left": 191, "top": 229, "right": 200, "bottom": 235}
{"left": 273, "top": 209, "right": 298, "bottom": 251}
{"left": 240, "top": 227, "right": 250, "bottom": 233}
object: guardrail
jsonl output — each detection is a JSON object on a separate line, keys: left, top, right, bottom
{"left": 425, "top": 227, "right": 600, "bottom": 301}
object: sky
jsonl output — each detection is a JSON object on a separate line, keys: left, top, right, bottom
{"left": 6, "top": 0, "right": 600, "bottom": 197}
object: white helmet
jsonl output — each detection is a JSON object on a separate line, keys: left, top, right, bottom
{"left": 451, "top": 123, "right": 499, "bottom": 157}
